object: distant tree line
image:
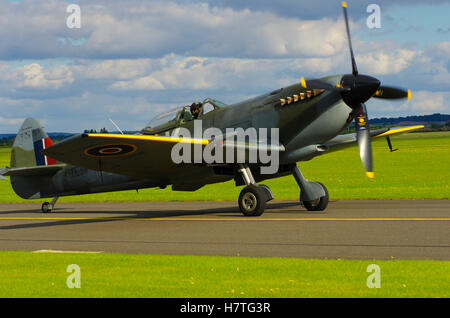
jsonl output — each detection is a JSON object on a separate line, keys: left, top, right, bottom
{"left": 0, "top": 133, "right": 74, "bottom": 147}
{"left": 369, "top": 113, "right": 450, "bottom": 125}
{"left": 0, "top": 137, "right": 14, "bottom": 147}
{"left": 83, "top": 127, "right": 109, "bottom": 134}
{"left": 344, "top": 113, "right": 450, "bottom": 133}
{"left": 83, "top": 127, "right": 138, "bottom": 134}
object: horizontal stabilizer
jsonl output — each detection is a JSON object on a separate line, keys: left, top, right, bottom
{"left": 0, "top": 168, "right": 8, "bottom": 180}
{"left": 1, "top": 164, "right": 65, "bottom": 177}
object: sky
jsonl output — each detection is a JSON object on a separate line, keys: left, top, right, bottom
{"left": 0, "top": 0, "right": 449, "bottom": 132}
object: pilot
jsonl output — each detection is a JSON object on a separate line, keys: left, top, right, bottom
{"left": 190, "top": 102, "right": 202, "bottom": 119}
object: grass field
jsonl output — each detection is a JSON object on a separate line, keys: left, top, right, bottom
{"left": 0, "top": 132, "right": 448, "bottom": 202}
{"left": 0, "top": 251, "right": 448, "bottom": 298}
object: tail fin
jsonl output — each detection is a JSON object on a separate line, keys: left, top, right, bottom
{"left": 11, "top": 118, "right": 57, "bottom": 168}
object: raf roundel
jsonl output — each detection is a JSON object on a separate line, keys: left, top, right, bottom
{"left": 85, "top": 144, "right": 137, "bottom": 157}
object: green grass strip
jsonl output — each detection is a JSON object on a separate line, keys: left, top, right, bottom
{"left": 0, "top": 251, "right": 448, "bottom": 298}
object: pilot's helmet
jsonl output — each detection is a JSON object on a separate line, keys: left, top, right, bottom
{"left": 190, "top": 102, "right": 201, "bottom": 112}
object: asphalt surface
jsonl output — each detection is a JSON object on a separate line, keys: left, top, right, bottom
{"left": 0, "top": 200, "right": 448, "bottom": 260}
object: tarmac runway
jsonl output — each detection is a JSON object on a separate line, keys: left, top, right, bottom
{"left": 0, "top": 200, "right": 448, "bottom": 260}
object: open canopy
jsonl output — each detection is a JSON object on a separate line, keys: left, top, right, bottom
{"left": 142, "top": 98, "right": 227, "bottom": 134}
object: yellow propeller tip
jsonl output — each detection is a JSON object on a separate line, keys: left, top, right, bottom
{"left": 300, "top": 77, "right": 307, "bottom": 88}
{"left": 342, "top": 1, "right": 348, "bottom": 8}
{"left": 366, "top": 172, "right": 375, "bottom": 179}
{"left": 407, "top": 90, "right": 411, "bottom": 100}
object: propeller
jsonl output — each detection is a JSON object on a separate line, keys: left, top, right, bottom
{"left": 302, "top": 2, "right": 411, "bottom": 178}
{"left": 374, "top": 86, "right": 411, "bottom": 100}
{"left": 340, "top": 1, "right": 379, "bottom": 178}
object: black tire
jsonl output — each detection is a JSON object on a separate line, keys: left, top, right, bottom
{"left": 302, "top": 182, "right": 329, "bottom": 211}
{"left": 41, "top": 202, "right": 52, "bottom": 213}
{"left": 238, "top": 185, "right": 266, "bottom": 217}
{"left": 259, "top": 184, "right": 274, "bottom": 202}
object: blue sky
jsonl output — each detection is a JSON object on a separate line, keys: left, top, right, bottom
{"left": 357, "top": 3, "right": 450, "bottom": 46}
{"left": 0, "top": 0, "right": 449, "bottom": 132}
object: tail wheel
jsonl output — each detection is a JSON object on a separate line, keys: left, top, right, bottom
{"left": 302, "top": 182, "right": 329, "bottom": 211}
{"left": 41, "top": 202, "right": 52, "bottom": 213}
{"left": 238, "top": 185, "right": 266, "bottom": 217}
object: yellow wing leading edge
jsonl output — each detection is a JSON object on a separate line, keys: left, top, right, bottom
{"left": 374, "top": 125, "right": 424, "bottom": 138}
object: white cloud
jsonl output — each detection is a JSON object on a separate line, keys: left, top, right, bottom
{"left": 107, "top": 56, "right": 295, "bottom": 91}
{"left": 356, "top": 48, "right": 417, "bottom": 76}
{"left": 110, "top": 76, "right": 164, "bottom": 90}
{"left": 369, "top": 90, "right": 450, "bottom": 118}
{"left": 78, "top": 59, "right": 154, "bottom": 80}
{"left": 0, "top": 0, "right": 347, "bottom": 60}
{"left": 408, "top": 91, "right": 448, "bottom": 113}
{"left": 19, "top": 63, "right": 74, "bottom": 90}
{"left": 0, "top": 116, "right": 25, "bottom": 126}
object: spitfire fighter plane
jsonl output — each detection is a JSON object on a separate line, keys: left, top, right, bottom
{"left": 1, "top": 2, "right": 423, "bottom": 216}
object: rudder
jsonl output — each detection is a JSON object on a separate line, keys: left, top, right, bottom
{"left": 11, "top": 118, "right": 57, "bottom": 168}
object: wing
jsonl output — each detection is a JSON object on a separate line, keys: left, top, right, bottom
{"left": 371, "top": 125, "right": 425, "bottom": 138}
{"left": 324, "top": 125, "right": 424, "bottom": 150}
{"left": 43, "top": 133, "right": 209, "bottom": 179}
{"left": 43, "top": 133, "right": 285, "bottom": 179}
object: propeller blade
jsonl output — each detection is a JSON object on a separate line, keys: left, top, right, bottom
{"left": 374, "top": 86, "right": 411, "bottom": 100}
{"left": 354, "top": 103, "right": 374, "bottom": 178}
{"left": 301, "top": 77, "right": 349, "bottom": 91}
{"left": 342, "top": 2, "right": 358, "bottom": 76}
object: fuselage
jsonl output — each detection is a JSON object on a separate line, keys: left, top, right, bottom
{"left": 10, "top": 75, "right": 354, "bottom": 200}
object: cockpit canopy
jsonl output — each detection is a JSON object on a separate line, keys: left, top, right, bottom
{"left": 142, "top": 98, "right": 226, "bottom": 135}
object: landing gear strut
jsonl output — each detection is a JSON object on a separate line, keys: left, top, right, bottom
{"left": 237, "top": 165, "right": 273, "bottom": 216}
{"left": 41, "top": 196, "right": 58, "bottom": 213}
{"left": 291, "top": 165, "right": 329, "bottom": 211}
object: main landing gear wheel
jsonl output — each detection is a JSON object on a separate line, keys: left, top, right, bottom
{"left": 238, "top": 185, "right": 267, "bottom": 217}
{"left": 41, "top": 202, "right": 52, "bottom": 213}
{"left": 302, "top": 182, "right": 329, "bottom": 211}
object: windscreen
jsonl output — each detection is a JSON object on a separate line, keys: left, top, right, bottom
{"left": 145, "top": 108, "right": 179, "bottom": 130}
